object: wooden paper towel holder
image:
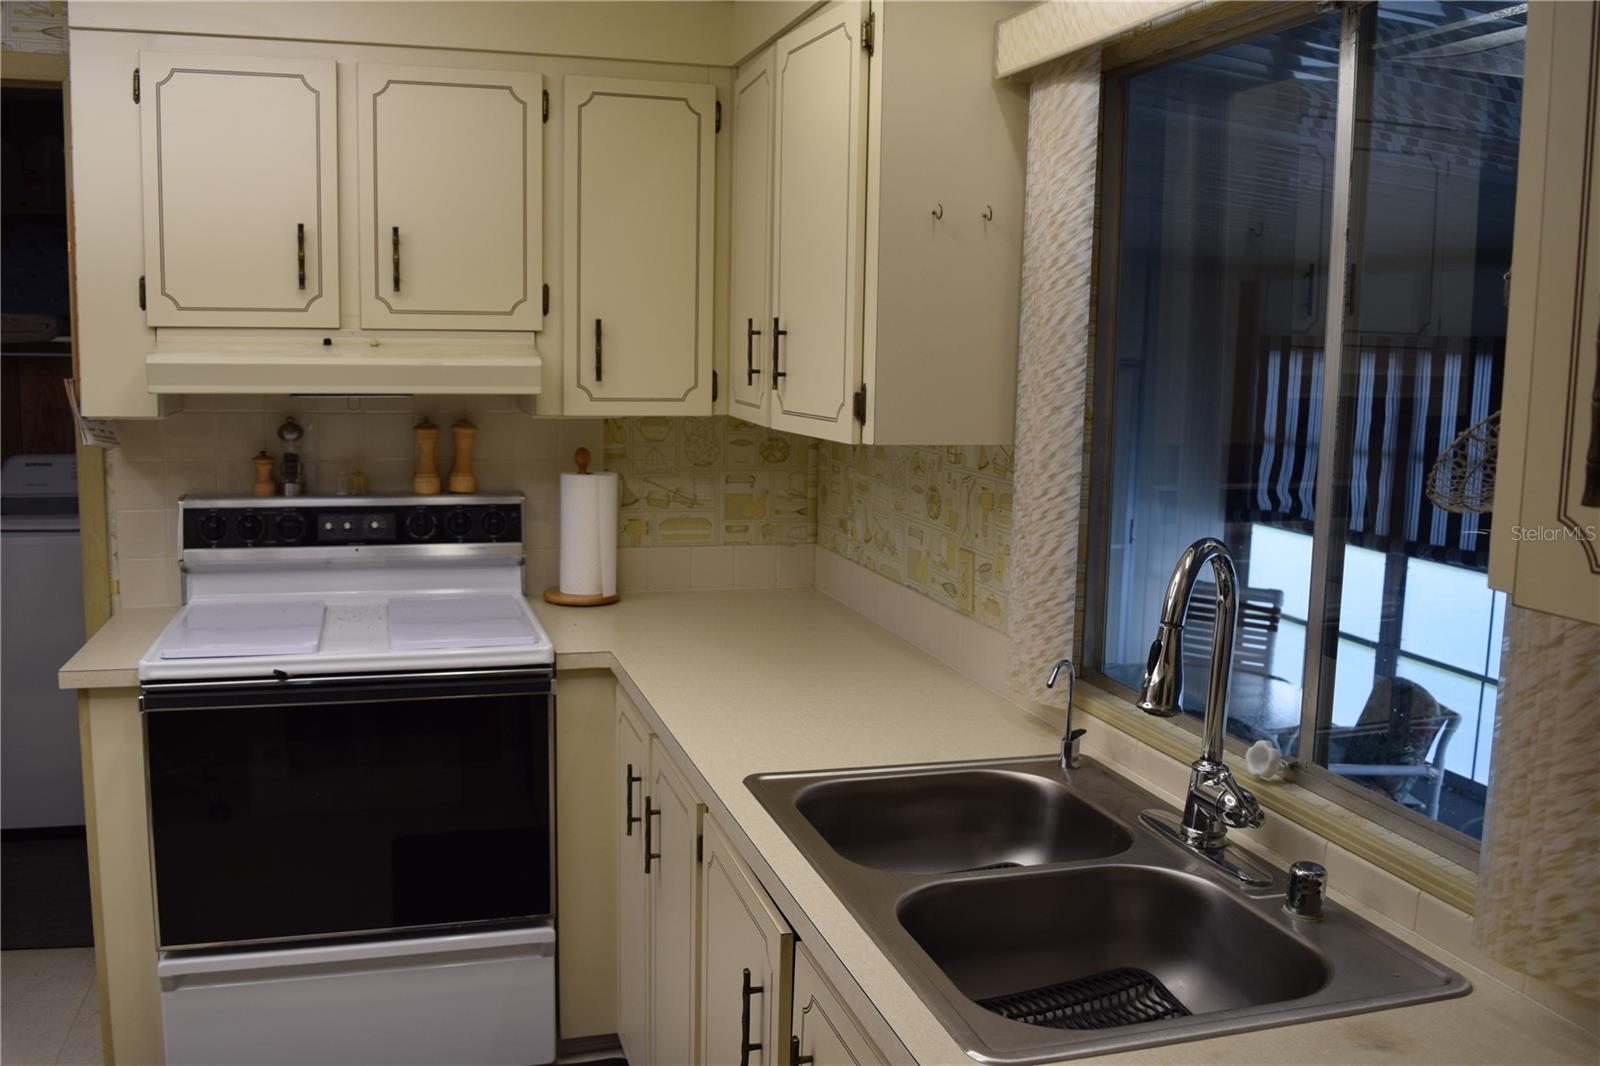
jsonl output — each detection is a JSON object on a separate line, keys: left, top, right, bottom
{"left": 544, "top": 447, "right": 620, "bottom": 607}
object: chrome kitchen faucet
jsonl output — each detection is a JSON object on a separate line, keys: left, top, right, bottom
{"left": 1135, "top": 537, "right": 1271, "bottom": 885}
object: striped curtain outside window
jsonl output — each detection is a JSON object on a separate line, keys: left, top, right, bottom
{"left": 1233, "top": 337, "right": 1504, "bottom": 569}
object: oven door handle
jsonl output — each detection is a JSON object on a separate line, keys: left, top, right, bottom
{"left": 141, "top": 668, "right": 552, "bottom": 712}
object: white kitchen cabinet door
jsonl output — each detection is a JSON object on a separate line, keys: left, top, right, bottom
{"left": 699, "top": 816, "right": 793, "bottom": 1066}
{"left": 1488, "top": 0, "right": 1600, "bottom": 624}
{"left": 615, "top": 691, "right": 652, "bottom": 1065}
{"left": 357, "top": 63, "right": 543, "bottom": 330}
{"left": 729, "top": 51, "right": 776, "bottom": 422}
{"left": 792, "top": 943, "right": 888, "bottom": 1066}
{"left": 138, "top": 52, "right": 339, "bottom": 327}
{"left": 769, "top": 1, "right": 870, "bottom": 445}
{"left": 563, "top": 75, "right": 716, "bottom": 415}
{"left": 646, "top": 736, "right": 704, "bottom": 1066}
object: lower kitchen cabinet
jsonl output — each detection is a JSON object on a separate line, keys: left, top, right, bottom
{"left": 616, "top": 690, "right": 652, "bottom": 1063}
{"left": 699, "top": 817, "right": 794, "bottom": 1066}
{"left": 792, "top": 943, "right": 888, "bottom": 1066}
{"left": 615, "top": 686, "right": 884, "bottom": 1066}
{"left": 647, "top": 734, "right": 705, "bottom": 1066}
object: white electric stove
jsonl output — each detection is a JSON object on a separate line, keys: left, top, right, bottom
{"left": 142, "top": 494, "right": 557, "bottom": 1066}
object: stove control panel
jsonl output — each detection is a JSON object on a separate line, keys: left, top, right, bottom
{"left": 180, "top": 497, "right": 523, "bottom": 550}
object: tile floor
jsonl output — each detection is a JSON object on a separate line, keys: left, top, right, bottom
{"left": 1, "top": 949, "right": 102, "bottom": 1065}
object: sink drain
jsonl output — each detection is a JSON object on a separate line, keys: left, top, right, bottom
{"left": 978, "top": 967, "right": 1190, "bottom": 1030}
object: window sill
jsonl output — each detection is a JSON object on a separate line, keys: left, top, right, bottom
{"left": 1072, "top": 679, "right": 1478, "bottom": 915}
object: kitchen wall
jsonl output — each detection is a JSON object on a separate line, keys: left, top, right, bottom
{"left": 103, "top": 395, "right": 601, "bottom": 608}
{"left": 816, "top": 442, "right": 1014, "bottom": 632}
{"left": 101, "top": 404, "right": 1015, "bottom": 625}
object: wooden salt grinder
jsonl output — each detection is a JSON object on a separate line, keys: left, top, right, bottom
{"left": 412, "top": 418, "right": 442, "bottom": 495}
{"left": 251, "top": 451, "right": 276, "bottom": 497}
{"left": 449, "top": 420, "right": 478, "bottom": 494}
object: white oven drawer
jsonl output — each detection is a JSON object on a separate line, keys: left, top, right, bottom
{"left": 158, "top": 925, "right": 555, "bottom": 1066}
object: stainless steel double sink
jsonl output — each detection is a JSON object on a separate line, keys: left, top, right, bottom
{"left": 747, "top": 756, "right": 1469, "bottom": 1062}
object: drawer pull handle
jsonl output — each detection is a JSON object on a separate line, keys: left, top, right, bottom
{"left": 746, "top": 318, "right": 763, "bottom": 386}
{"left": 624, "top": 762, "right": 641, "bottom": 835}
{"left": 644, "top": 796, "right": 660, "bottom": 873}
{"left": 296, "top": 223, "right": 306, "bottom": 290}
{"left": 595, "top": 318, "right": 604, "bottom": 383}
{"left": 740, "top": 968, "right": 764, "bottom": 1066}
{"left": 790, "top": 1035, "right": 814, "bottom": 1066}
{"left": 771, "top": 317, "right": 787, "bottom": 386}
{"left": 391, "top": 226, "right": 401, "bottom": 293}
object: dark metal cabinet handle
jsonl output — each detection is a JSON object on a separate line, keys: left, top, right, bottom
{"left": 771, "top": 317, "right": 788, "bottom": 385}
{"left": 595, "top": 319, "right": 604, "bottom": 382}
{"left": 296, "top": 223, "right": 306, "bottom": 290}
{"left": 790, "top": 1035, "right": 814, "bottom": 1066}
{"left": 391, "top": 226, "right": 401, "bottom": 293}
{"left": 643, "top": 796, "right": 660, "bottom": 873}
{"left": 624, "top": 763, "right": 641, "bottom": 836}
{"left": 739, "top": 968, "right": 764, "bottom": 1066}
{"left": 746, "top": 318, "right": 763, "bottom": 386}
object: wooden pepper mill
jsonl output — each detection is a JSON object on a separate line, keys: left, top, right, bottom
{"left": 412, "top": 418, "right": 442, "bottom": 495}
{"left": 448, "top": 420, "right": 478, "bottom": 494}
{"left": 251, "top": 451, "right": 276, "bottom": 497}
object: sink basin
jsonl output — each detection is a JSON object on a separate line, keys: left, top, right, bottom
{"left": 747, "top": 756, "right": 1470, "bottom": 1062}
{"left": 793, "top": 769, "right": 1132, "bottom": 873}
{"left": 898, "top": 865, "right": 1328, "bottom": 1018}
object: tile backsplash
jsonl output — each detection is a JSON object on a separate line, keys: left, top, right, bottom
{"left": 816, "top": 443, "right": 1014, "bottom": 631}
{"left": 101, "top": 403, "right": 1010, "bottom": 630}
{"left": 602, "top": 417, "right": 818, "bottom": 547}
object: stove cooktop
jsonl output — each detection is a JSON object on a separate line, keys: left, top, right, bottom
{"left": 139, "top": 591, "right": 554, "bottom": 682}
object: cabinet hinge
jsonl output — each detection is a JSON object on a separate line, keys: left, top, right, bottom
{"left": 542, "top": 88, "right": 549, "bottom": 124}
{"left": 132, "top": 68, "right": 141, "bottom": 103}
{"left": 715, "top": 100, "right": 722, "bottom": 133}
{"left": 542, "top": 283, "right": 550, "bottom": 317}
{"left": 862, "top": 10, "right": 875, "bottom": 55}
{"left": 712, "top": 369, "right": 719, "bottom": 403}
{"left": 696, "top": 832, "right": 704, "bottom": 864}
{"left": 138, "top": 275, "right": 146, "bottom": 311}
{"left": 853, "top": 383, "right": 867, "bottom": 425}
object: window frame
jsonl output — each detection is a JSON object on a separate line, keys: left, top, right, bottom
{"left": 1083, "top": 1, "right": 1490, "bottom": 871}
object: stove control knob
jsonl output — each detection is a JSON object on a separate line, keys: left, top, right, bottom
{"left": 445, "top": 507, "right": 473, "bottom": 539}
{"left": 198, "top": 513, "right": 227, "bottom": 544}
{"left": 481, "top": 508, "right": 510, "bottom": 539}
{"left": 276, "top": 513, "right": 306, "bottom": 541}
{"left": 404, "top": 509, "right": 437, "bottom": 541}
{"left": 237, "top": 513, "right": 265, "bottom": 541}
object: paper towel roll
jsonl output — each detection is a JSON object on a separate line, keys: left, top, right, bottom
{"left": 559, "top": 471, "right": 618, "bottom": 597}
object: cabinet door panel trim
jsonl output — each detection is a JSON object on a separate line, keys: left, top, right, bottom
{"left": 571, "top": 83, "right": 712, "bottom": 404}
{"left": 153, "top": 68, "right": 328, "bottom": 312}
{"left": 368, "top": 77, "right": 533, "bottom": 318}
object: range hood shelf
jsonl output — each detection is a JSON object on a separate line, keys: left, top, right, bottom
{"left": 145, "top": 335, "right": 542, "bottom": 396}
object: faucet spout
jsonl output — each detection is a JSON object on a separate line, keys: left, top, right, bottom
{"left": 1136, "top": 536, "right": 1239, "bottom": 765}
{"left": 1136, "top": 537, "right": 1266, "bottom": 869}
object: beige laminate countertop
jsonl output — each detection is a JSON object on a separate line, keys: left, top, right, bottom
{"left": 61, "top": 590, "right": 1596, "bottom": 1065}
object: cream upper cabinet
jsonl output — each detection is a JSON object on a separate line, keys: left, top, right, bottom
{"left": 138, "top": 51, "right": 340, "bottom": 327}
{"left": 615, "top": 691, "right": 652, "bottom": 1065}
{"left": 1488, "top": 0, "right": 1600, "bottom": 625}
{"left": 735, "top": 1, "right": 1029, "bottom": 446}
{"left": 356, "top": 63, "right": 543, "bottom": 330}
{"left": 698, "top": 817, "right": 794, "bottom": 1066}
{"left": 729, "top": 50, "right": 776, "bottom": 421}
{"left": 768, "top": 2, "right": 870, "bottom": 445}
{"left": 792, "top": 942, "right": 888, "bottom": 1066}
{"left": 563, "top": 75, "right": 716, "bottom": 416}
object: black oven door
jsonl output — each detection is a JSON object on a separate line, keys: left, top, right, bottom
{"left": 143, "top": 669, "right": 553, "bottom": 950}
